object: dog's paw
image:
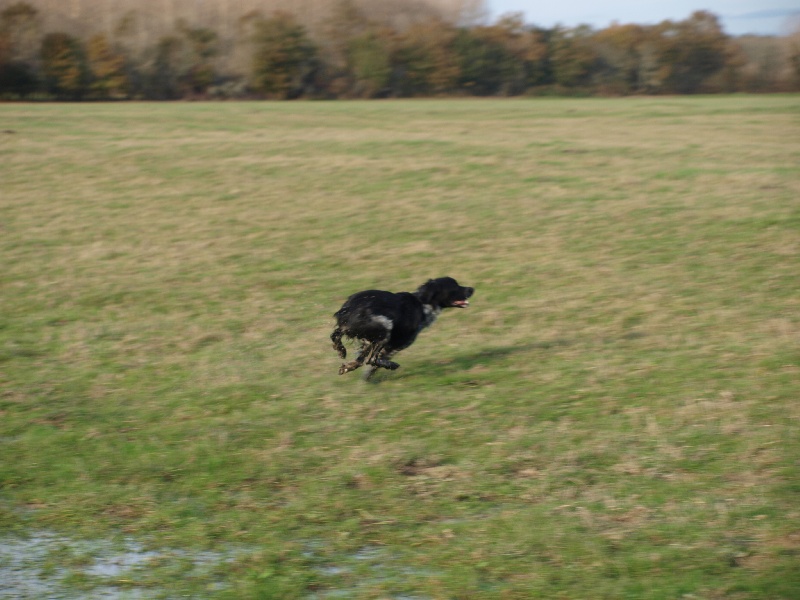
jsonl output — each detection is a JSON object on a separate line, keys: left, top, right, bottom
{"left": 339, "top": 362, "right": 359, "bottom": 375}
{"left": 370, "top": 358, "right": 400, "bottom": 371}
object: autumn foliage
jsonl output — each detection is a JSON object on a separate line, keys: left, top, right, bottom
{"left": 1, "top": 0, "right": 797, "bottom": 99}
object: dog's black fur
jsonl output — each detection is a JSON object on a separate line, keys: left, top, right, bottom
{"left": 330, "top": 277, "right": 474, "bottom": 379}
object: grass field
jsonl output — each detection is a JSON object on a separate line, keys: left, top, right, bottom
{"left": 1, "top": 96, "right": 799, "bottom": 599}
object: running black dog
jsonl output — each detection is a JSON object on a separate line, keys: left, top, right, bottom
{"left": 330, "top": 277, "right": 474, "bottom": 379}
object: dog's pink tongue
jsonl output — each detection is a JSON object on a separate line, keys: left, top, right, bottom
{"left": 453, "top": 300, "right": 470, "bottom": 307}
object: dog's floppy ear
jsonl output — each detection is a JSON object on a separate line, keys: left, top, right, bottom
{"left": 415, "top": 279, "right": 435, "bottom": 303}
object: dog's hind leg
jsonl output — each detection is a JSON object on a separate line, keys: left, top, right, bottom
{"left": 363, "top": 349, "right": 399, "bottom": 380}
{"left": 362, "top": 365, "right": 379, "bottom": 381}
{"left": 331, "top": 328, "right": 347, "bottom": 359}
{"left": 371, "top": 357, "right": 400, "bottom": 371}
{"left": 369, "top": 351, "right": 399, "bottom": 372}
{"left": 363, "top": 360, "right": 399, "bottom": 380}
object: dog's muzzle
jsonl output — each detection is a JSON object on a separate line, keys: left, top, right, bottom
{"left": 451, "top": 287, "right": 474, "bottom": 307}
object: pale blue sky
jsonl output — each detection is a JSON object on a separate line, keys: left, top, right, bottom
{"left": 487, "top": 0, "right": 800, "bottom": 35}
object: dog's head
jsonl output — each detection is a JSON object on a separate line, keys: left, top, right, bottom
{"left": 416, "top": 277, "right": 474, "bottom": 309}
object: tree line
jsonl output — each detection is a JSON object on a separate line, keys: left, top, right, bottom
{"left": 1, "top": 0, "right": 798, "bottom": 100}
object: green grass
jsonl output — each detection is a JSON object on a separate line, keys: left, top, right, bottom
{"left": 1, "top": 96, "right": 799, "bottom": 598}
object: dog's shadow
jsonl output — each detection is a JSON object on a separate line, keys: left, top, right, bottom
{"left": 368, "top": 339, "right": 572, "bottom": 382}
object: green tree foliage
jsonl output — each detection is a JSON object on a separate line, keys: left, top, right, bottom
{"left": 0, "top": 1, "right": 40, "bottom": 96}
{"left": 0, "top": 3, "right": 794, "bottom": 99}
{"left": 250, "top": 12, "right": 318, "bottom": 99}
{"left": 790, "top": 29, "right": 800, "bottom": 85}
{"left": 142, "top": 34, "right": 184, "bottom": 99}
{"left": 0, "top": 2, "right": 39, "bottom": 61}
{"left": 549, "top": 25, "right": 599, "bottom": 89}
{"left": 592, "top": 23, "right": 648, "bottom": 94}
{"left": 347, "top": 30, "right": 393, "bottom": 97}
{"left": 489, "top": 15, "right": 549, "bottom": 90}
{"left": 40, "top": 32, "right": 88, "bottom": 99}
{"left": 324, "top": 0, "right": 370, "bottom": 71}
{"left": 454, "top": 28, "right": 513, "bottom": 95}
{"left": 455, "top": 14, "right": 548, "bottom": 95}
{"left": 650, "top": 11, "right": 729, "bottom": 93}
{"left": 0, "top": 40, "right": 38, "bottom": 97}
{"left": 322, "top": 0, "right": 394, "bottom": 97}
{"left": 178, "top": 22, "right": 219, "bottom": 94}
{"left": 138, "top": 23, "right": 220, "bottom": 99}
{"left": 86, "top": 34, "right": 128, "bottom": 98}
{"left": 394, "top": 19, "right": 460, "bottom": 96}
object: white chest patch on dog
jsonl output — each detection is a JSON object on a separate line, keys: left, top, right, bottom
{"left": 372, "top": 315, "right": 394, "bottom": 332}
{"left": 422, "top": 304, "right": 441, "bottom": 328}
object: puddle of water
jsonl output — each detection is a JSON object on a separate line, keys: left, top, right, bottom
{"left": 84, "top": 548, "right": 161, "bottom": 578}
{"left": 305, "top": 544, "right": 436, "bottom": 600}
{"left": 0, "top": 533, "right": 70, "bottom": 599}
{"left": 0, "top": 532, "right": 243, "bottom": 599}
{"left": 316, "top": 565, "right": 348, "bottom": 576}
{"left": 1, "top": 534, "right": 436, "bottom": 599}
{"left": 351, "top": 545, "right": 384, "bottom": 561}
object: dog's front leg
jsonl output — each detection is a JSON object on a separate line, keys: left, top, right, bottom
{"left": 339, "top": 341, "right": 375, "bottom": 375}
{"left": 339, "top": 357, "right": 363, "bottom": 375}
{"left": 365, "top": 349, "right": 399, "bottom": 377}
